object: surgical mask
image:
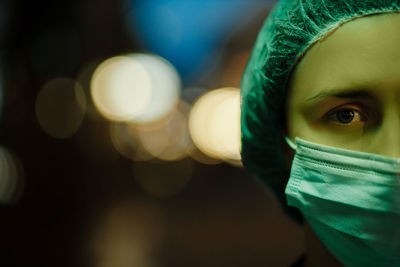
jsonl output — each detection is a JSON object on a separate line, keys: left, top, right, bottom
{"left": 284, "top": 137, "right": 400, "bottom": 267}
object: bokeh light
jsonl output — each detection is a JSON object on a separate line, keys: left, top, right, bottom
{"left": 110, "top": 101, "right": 192, "bottom": 162}
{"left": 1, "top": 1, "right": 302, "bottom": 267}
{"left": 91, "top": 54, "right": 180, "bottom": 123}
{"left": 110, "top": 121, "right": 154, "bottom": 162}
{"left": 131, "top": 54, "right": 181, "bottom": 123}
{"left": 91, "top": 56, "right": 153, "bottom": 122}
{"left": 0, "top": 147, "right": 24, "bottom": 205}
{"left": 189, "top": 87, "right": 241, "bottom": 164}
{"left": 76, "top": 59, "right": 106, "bottom": 121}
{"left": 133, "top": 158, "right": 193, "bottom": 198}
{"left": 136, "top": 101, "right": 192, "bottom": 161}
{"left": 35, "top": 78, "right": 87, "bottom": 139}
{"left": 188, "top": 148, "right": 222, "bottom": 165}
{"left": 208, "top": 90, "right": 241, "bottom": 161}
{"left": 90, "top": 200, "right": 164, "bottom": 267}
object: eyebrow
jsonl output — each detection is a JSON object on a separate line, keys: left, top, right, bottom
{"left": 306, "top": 89, "right": 375, "bottom": 102}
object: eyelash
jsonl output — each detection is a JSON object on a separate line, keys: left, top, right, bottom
{"left": 325, "top": 105, "right": 368, "bottom": 125}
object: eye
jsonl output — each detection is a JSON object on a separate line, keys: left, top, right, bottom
{"left": 326, "top": 108, "right": 366, "bottom": 125}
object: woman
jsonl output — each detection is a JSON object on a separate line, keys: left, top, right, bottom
{"left": 240, "top": 1, "right": 400, "bottom": 266}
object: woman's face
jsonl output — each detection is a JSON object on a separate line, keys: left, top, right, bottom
{"left": 286, "top": 13, "right": 400, "bottom": 158}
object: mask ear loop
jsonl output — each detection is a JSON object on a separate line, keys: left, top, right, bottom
{"left": 285, "top": 136, "right": 297, "bottom": 150}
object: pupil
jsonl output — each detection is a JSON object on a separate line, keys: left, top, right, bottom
{"left": 337, "top": 110, "right": 354, "bottom": 123}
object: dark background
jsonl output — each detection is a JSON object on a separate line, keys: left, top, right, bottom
{"left": 0, "top": 1, "right": 304, "bottom": 266}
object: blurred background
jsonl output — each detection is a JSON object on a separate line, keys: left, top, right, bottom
{"left": 0, "top": 0, "right": 304, "bottom": 266}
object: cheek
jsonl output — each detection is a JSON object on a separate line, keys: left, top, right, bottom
{"left": 287, "top": 108, "right": 309, "bottom": 140}
{"left": 286, "top": 107, "right": 338, "bottom": 148}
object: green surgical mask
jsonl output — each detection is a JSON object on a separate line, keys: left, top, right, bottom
{"left": 285, "top": 137, "right": 400, "bottom": 267}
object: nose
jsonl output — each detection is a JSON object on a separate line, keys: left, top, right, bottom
{"left": 371, "top": 109, "right": 400, "bottom": 158}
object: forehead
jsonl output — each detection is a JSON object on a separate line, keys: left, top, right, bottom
{"left": 289, "top": 12, "right": 400, "bottom": 101}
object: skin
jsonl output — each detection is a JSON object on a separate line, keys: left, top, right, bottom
{"left": 284, "top": 13, "right": 400, "bottom": 267}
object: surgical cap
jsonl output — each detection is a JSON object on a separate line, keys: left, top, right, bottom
{"left": 240, "top": 0, "right": 400, "bottom": 221}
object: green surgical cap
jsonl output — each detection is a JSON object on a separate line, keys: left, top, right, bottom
{"left": 240, "top": 0, "right": 400, "bottom": 221}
